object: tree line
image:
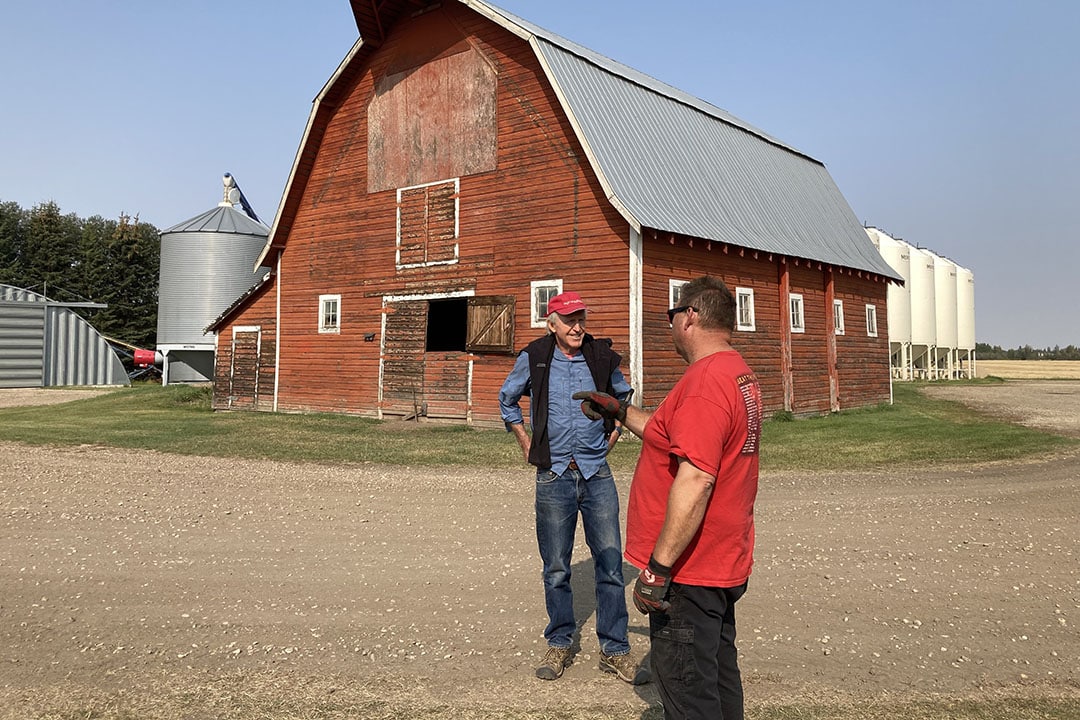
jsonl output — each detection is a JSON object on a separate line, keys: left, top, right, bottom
{"left": 975, "top": 343, "right": 1080, "bottom": 361}
{"left": 0, "top": 199, "right": 159, "bottom": 350}
{"left": 3, "top": 198, "right": 1075, "bottom": 364}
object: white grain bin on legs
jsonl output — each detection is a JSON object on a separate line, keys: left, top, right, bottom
{"left": 933, "top": 253, "right": 959, "bottom": 378}
{"left": 866, "top": 228, "right": 912, "bottom": 379}
{"left": 956, "top": 265, "right": 976, "bottom": 378}
{"left": 907, "top": 246, "right": 937, "bottom": 379}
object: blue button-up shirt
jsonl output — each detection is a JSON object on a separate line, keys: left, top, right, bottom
{"left": 499, "top": 346, "right": 631, "bottom": 477}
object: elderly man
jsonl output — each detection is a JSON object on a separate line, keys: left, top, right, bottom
{"left": 499, "top": 291, "right": 647, "bottom": 685}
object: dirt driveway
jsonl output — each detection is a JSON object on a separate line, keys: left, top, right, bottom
{"left": 1, "top": 383, "right": 1079, "bottom": 718}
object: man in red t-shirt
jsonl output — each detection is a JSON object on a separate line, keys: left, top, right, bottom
{"left": 575, "top": 276, "right": 762, "bottom": 720}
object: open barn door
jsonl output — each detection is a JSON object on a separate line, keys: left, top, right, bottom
{"left": 379, "top": 294, "right": 513, "bottom": 421}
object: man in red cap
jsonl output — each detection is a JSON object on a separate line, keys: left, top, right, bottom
{"left": 499, "top": 291, "right": 648, "bottom": 685}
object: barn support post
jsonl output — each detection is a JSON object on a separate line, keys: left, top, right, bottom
{"left": 273, "top": 250, "right": 282, "bottom": 413}
{"left": 824, "top": 269, "right": 839, "bottom": 412}
{"left": 778, "top": 260, "right": 793, "bottom": 412}
{"left": 628, "top": 226, "right": 644, "bottom": 404}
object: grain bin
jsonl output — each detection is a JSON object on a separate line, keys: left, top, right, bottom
{"left": 907, "top": 246, "right": 937, "bottom": 378}
{"left": 867, "top": 228, "right": 912, "bottom": 379}
{"left": 956, "top": 265, "right": 976, "bottom": 378}
{"left": 933, "top": 253, "right": 958, "bottom": 378}
{"left": 156, "top": 174, "right": 269, "bottom": 384}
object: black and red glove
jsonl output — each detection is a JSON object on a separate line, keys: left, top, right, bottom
{"left": 632, "top": 556, "right": 672, "bottom": 614}
{"left": 571, "top": 390, "right": 628, "bottom": 423}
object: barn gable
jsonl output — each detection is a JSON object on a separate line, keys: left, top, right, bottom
{"left": 257, "top": 0, "right": 899, "bottom": 285}
{"left": 214, "top": 1, "right": 896, "bottom": 422}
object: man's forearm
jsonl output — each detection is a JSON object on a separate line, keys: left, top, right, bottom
{"left": 651, "top": 459, "right": 715, "bottom": 567}
{"left": 621, "top": 404, "right": 651, "bottom": 438}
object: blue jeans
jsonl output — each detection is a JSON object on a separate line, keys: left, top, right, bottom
{"left": 535, "top": 463, "right": 630, "bottom": 655}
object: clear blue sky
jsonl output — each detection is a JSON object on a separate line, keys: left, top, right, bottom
{"left": 2, "top": 1, "right": 1077, "bottom": 349}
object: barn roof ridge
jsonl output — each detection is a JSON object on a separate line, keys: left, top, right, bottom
{"left": 463, "top": 1, "right": 809, "bottom": 161}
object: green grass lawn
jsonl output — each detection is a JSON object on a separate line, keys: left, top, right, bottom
{"left": 0, "top": 381, "right": 1074, "bottom": 472}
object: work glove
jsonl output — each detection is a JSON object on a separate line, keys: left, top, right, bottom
{"left": 632, "top": 556, "right": 672, "bottom": 614}
{"left": 571, "top": 391, "right": 628, "bottom": 423}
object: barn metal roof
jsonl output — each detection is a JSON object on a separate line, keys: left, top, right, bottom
{"left": 164, "top": 204, "right": 269, "bottom": 236}
{"left": 262, "top": 1, "right": 898, "bottom": 280}
{"left": 466, "top": 1, "right": 899, "bottom": 279}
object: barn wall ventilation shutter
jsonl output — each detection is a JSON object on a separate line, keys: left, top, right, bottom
{"left": 466, "top": 296, "right": 515, "bottom": 354}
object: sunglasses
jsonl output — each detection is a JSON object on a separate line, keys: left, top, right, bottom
{"left": 667, "top": 305, "right": 698, "bottom": 324}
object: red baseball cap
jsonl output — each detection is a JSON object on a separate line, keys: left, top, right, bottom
{"left": 547, "top": 291, "right": 588, "bottom": 315}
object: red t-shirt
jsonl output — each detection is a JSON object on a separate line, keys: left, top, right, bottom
{"left": 625, "top": 350, "right": 762, "bottom": 587}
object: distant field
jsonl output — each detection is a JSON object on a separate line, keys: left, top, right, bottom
{"left": 976, "top": 359, "right": 1080, "bottom": 379}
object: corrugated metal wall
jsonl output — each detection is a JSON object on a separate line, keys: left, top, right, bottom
{"left": 0, "top": 284, "right": 129, "bottom": 388}
{"left": 0, "top": 299, "right": 45, "bottom": 387}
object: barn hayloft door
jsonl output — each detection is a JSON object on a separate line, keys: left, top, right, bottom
{"left": 379, "top": 294, "right": 514, "bottom": 422}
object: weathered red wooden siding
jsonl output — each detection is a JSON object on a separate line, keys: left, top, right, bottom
{"left": 638, "top": 235, "right": 892, "bottom": 417}
{"left": 236, "top": 4, "right": 631, "bottom": 422}
{"left": 835, "top": 273, "right": 891, "bottom": 408}
{"left": 640, "top": 235, "right": 787, "bottom": 413}
{"left": 788, "top": 262, "right": 831, "bottom": 416}
{"left": 213, "top": 3, "right": 893, "bottom": 423}
{"left": 212, "top": 285, "right": 277, "bottom": 412}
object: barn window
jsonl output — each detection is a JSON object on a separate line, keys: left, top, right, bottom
{"left": 789, "top": 294, "right": 805, "bottom": 333}
{"left": 736, "top": 287, "right": 756, "bottom": 331}
{"left": 425, "top": 296, "right": 517, "bottom": 354}
{"left": 427, "top": 297, "right": 468, "bottom": 351}
{"left": 669, "top": 279, "right": 689, "bottom": 307}
{"left": 319, "top": 294, "right": 341, "bottom": 334}
{"left": 397, "top": 178, "right": 459, "bottom": 269}
{"left": 833, "top": 299, "right": 845, "bottom": 335}
{"left": 866, "top": 304, "right": 878, "bottom": 337}
{"left": 531, "top": 280, "right": 562, "bottom": 328}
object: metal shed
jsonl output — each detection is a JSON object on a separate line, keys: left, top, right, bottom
{"left": 0, "top": 284, "right": 129, "bottom": 388}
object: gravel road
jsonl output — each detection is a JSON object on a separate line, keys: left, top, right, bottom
{"left": 1, "top": 382, "right": 1078, "bottom": 718}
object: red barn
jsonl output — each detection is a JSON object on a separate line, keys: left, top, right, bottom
{"left": 208, "top": 0, "right": 901, "bottom": 423}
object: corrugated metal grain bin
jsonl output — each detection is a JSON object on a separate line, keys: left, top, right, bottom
{"left": 156, "top": 177, "right": 269, "bottom": 384}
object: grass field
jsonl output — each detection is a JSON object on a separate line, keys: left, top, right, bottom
{"left": 976, "top": 359, "right": 1080, "bottom": 379}
{"left": 0, "top": 382, "right": 1074, "bottom": 472}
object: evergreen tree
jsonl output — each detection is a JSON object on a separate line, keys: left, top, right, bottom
{"left": 82, "top": 213, "right": 160, "bottom": 348}
{"left": 23, "top": 201, "right": 83, "bottom": 299}
{"left": 0, "top": 201, "right": 27, "bottom": 285}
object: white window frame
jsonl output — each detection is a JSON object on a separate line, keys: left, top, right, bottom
{"left": 669, "top": 279, "right": 689, "bottom": 308}
{"left": 530, "top": 279, "right": 562, "bottom": 328}
{"left": 866, "top": 304, "right": 878, "bottom": 337}
{"left": 319, "top": 294, "right": 341, "bottom": 334}
{"left": 833, "top": 299, "right": 845, "bottom": 335}
{"left": 395, "top": 177, "right": 460, "bottom": 270}
{"left": 736, "top": 287, "right": 756, "bottom": 332}
{"left": 789, "top": 293, "right": 805, "bottom": 333}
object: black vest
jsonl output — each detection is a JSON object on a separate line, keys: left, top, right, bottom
{"left": 523, "top": 333, "right": 622, "bottom": 468}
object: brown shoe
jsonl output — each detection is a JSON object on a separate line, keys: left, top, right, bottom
{"left": 599, "top": 652, "right": 650, "bottom": 685}
{"left": 535, "top": 646, "right": 572, "bottom": 680}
